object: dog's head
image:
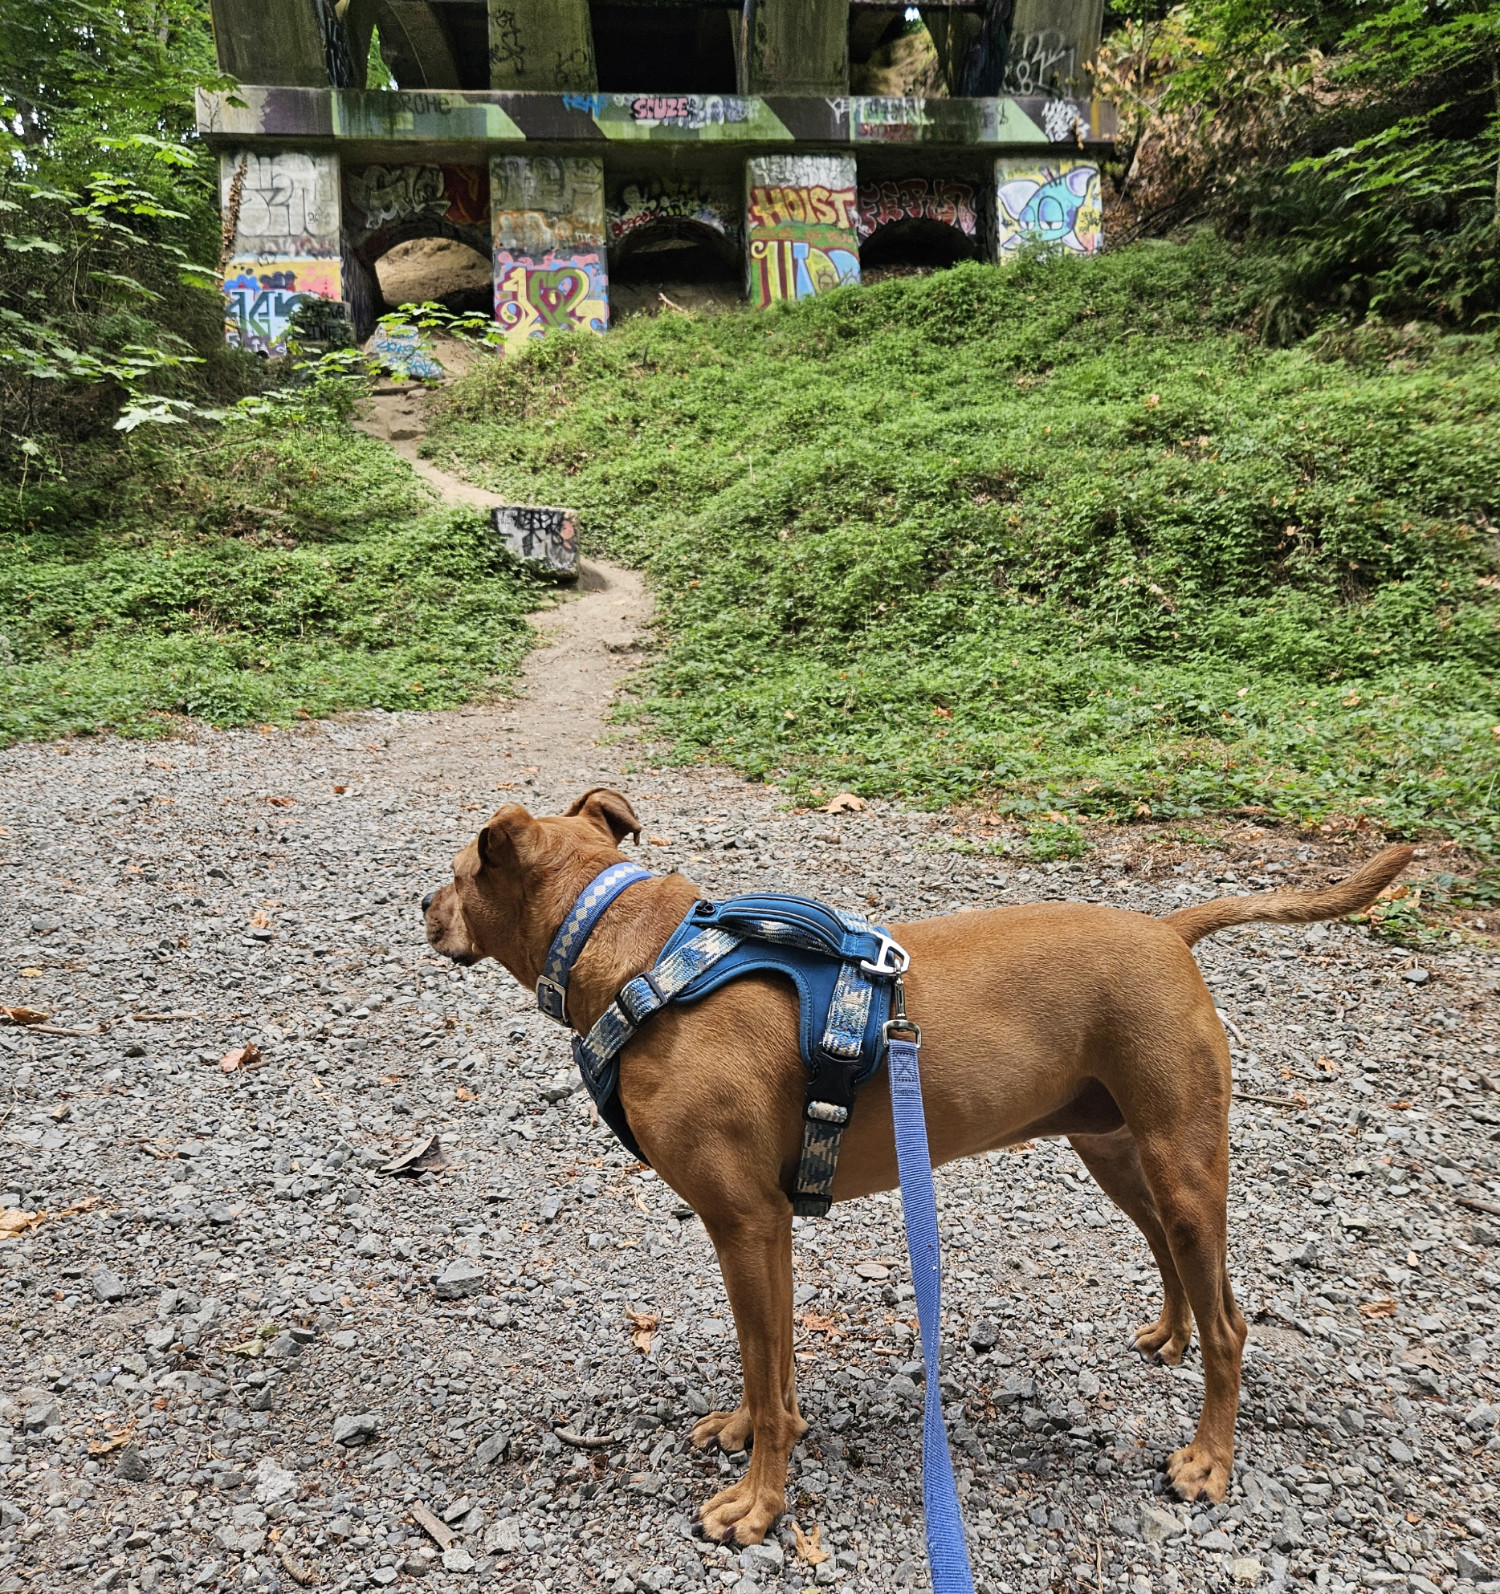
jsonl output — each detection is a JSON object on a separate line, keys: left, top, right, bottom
{"left": 421, "top": 787, "right": 642, "bottom": 985}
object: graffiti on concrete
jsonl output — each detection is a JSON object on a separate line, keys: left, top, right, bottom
{"left": 848, "top": 97, "right": 934, "bottom": 144}
{"left": 491, "top": 155, "right": 605, "bottom": 255}
{"left": 491, "top": 505, "right": 579, "bottom": 579}
{"left": 221, "top": 151, "right": 340, "bottom": 259}
{"left": 494, "top": 257, "right": 609, "bottom": 342}
{"left": 609, "top": 181, "right": 735, "bottom": 245}
{"left": 1003, "top": 30, "right": 1078, "bottom": 97}
{"left": 1041, "top": 98, "right": 1087, "bottom": 145}
{"left": 628, "top": 95, "right": 750, "bottom": 131}
{"left": 345, "top": 165, "right": 490, "bottom": 242}
{"left": 491, "top": 155, "right": 608, "bottom": 345}
{"left": 745, "top": 156, "right": 860, "bottom": 308}
{"left": 367, "top": 323, "right": 445, "bottom": 380}
{"left": 347, "top": 165, "right": 447, "bottom": 232}
{"left": 994, "top": 161, "right": 1103, "bottom": 257}
{"left": 224, "top": 261, "right": 342, "bottom": 354}
{"left": 855, "top": 178, "right": 979, "bottom": 240}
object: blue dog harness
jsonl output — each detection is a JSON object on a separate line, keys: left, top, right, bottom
{"left": 535, "top": 864, "right": 975, "bottom": 1591}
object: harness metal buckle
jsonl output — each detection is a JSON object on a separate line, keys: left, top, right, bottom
{"left": 859, "top": 932, "right": 910, "bottom": 980}
{"left": 535, "top": 976, "right": 568, "bottom": 1024}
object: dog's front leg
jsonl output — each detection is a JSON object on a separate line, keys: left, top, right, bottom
{"left": 693, "top": 1208, "right": 806, "bottom": 1545}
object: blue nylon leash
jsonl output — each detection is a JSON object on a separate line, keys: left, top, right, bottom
{"left": 887, "top": 1014, "right": 976, "bottom": 1594}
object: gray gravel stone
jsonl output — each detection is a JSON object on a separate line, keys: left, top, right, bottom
{"left": 434, "top": 1259, "right": 487, "bottom": 1299}
{"left": 332, "top": 1410, "right": 382, "bottom": 1446}
{"left": 0, "top": 680, "right": 1494, "bottom": 1594}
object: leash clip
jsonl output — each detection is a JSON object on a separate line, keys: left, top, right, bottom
{"left": 859, "top": 932, "right": 910, "bottom": 981}
{"left": 882, "top": 975, "right": 922, "bottom": 1048}
{"left": 536, "top": 975, "right": 568, "bottom": 1024}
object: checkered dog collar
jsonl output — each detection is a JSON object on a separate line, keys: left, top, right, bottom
{"left": 535, "top": 861, "right": 654, "bottom": 1024}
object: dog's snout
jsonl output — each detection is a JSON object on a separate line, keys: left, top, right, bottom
{"left": 420, "top": 890, "right": 435, "bottom": 913}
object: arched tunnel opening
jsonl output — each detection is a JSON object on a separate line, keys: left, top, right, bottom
{"left": 609, "top": 218, "right": 742, "bottom": 318}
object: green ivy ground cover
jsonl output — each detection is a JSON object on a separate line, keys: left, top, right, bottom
{"left": 427, "top": 238, "right": 1499, "bottom": 851}
{"left": 0, "top": 422, "right": 545, "bottom": 744}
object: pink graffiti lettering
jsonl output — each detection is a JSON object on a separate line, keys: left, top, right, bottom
{"left": 631, "top": 95, "right": 691, "bottom": 124}
{"left": 855, "top": 178, "right": 978, "bottom": 240}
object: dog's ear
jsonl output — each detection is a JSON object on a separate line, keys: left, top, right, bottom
{"left": 475, "top": 803, "right": 543, "bottom": 872}
{"left": 565, "top": 787, "right": 641, "bottom": 846}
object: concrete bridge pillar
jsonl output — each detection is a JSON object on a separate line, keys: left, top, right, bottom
{"left": 488, "top": 0, "right": 597, "bottom": 91}
{"left": 219, "top": 149, "right": 345, "bottom": 354}
{"left": 491, "top": 155, "right": 609, "bottom": 347}
{"left": 744, "top": 154, "right": 861, "bottom": 309}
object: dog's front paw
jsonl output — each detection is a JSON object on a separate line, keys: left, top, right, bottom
{"left": 691, "top": 1406, "right": 753, "bottom": 1452}
{"left": 1129, "top": 1315, "right": 1191, "bottom": 1366}
{"left": 699, "top": 1476, "right": 785, "bottom": 1546}
{"left": 1166, "top": 1441, "right": 1230, "bottom": 1503}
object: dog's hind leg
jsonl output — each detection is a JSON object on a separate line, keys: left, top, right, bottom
{"left": 693, "top": 1208, "right": 807, "bottom": 1545}
{"left": 1133, "top": 1115, "right": 1248, "bottom": 1504}
{"left": 1069, "top": 1129, "right": 1194, "bottom": 1365}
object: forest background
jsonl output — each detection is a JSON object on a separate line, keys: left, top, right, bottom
{"left": 0, "top": 1, "right": 1496, "bottom": 900}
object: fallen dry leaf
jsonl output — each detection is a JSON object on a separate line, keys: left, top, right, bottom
{"left": 266, "top": 795, "right": 295, "bottom": 808}
{"left": 2, "top": 1006, "right": 50, "bottom": 1025}
{"left": 87, "top": 1424, "right": 136, "bottom": 1457}
{"left": 332, "top": 784, "right": 348, "bottom": 794}
{"left": 798, "top": 1313, "right": 838, "bottom": 1336}
{"left": 219, "top": 1043, "right": 263, "bottom": 1073}
{"left": 820, "top": 791, "right": 867, "bottom": 814}
{"left": 1389, "top": 1100, "right": 1414, "bottom": 1111}
{"left": 455, "top": 1085, "right": 477, "bottom": 1102}
{"left": 380, "top": 1135, "right": 451, "bottom": 1177}
{"left": 1359, "top": 1299, "right": 1399, "bottom": 1318}
{"left": 793, "top": 1521, "right": 831, "bottom": 1566}
{"left": 1, "top": 1194, "right": 100, "bottom": 1238}
{"left": 249, "top": 909, "right": 271, "bottom": 929}
{"left": 19, "top": 967, "right": 43, "bottom": 978}
{"left": 627, "top": 1308, "right": 659, "bottom": 1355}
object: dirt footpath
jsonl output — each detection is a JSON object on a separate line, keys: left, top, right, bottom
{"left": 1, "top": 427, "right": 1498, "bottom": 1594}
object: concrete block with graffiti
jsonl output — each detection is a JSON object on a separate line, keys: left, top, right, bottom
{"left": 491, "top": 505, "right": 579, "bottom": 580}
{"left": 491, "top": 155, "right": 609, "bottom": 347}
{"left": 745, "top": 154, "right": 860, "bottom": 308}
{"left": 993, "top": 160, "right": 1103, "bottom": 258}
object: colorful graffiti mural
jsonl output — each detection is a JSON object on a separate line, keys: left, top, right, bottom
{"left": 855, "top": 177, "right": 979, "bottom": 240}
{"left": 745, "top": 155, "right": 860, "bottom": 309}
{"left": 494, "top": 257, "right": 608, "bottom": 342}
{"left": 993, "top": 161, "right": 1102, "bottom": 257}
{"left": 491, "top": 155, "right": 608, "bottom": 346}
{"left": 223, "top": 261, "right": 342, "bottom": 354}
{"left": 366, "top": 323, "right": 445, "bottom": 380}
{"left": 608, "top": 180, "right": 734, "bottom": 245}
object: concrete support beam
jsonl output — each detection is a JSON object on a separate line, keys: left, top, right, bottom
{"left": 490, "top": 155, "right": 608, "bottom": 347}
{"left": 991, "top": 155, "right": 1102, "bottom": 261}
{"left": 373, "top": 1, "right": 460, "bottom": 89}
{"left": 740, "top": 0, "right": 848, "bottom": 95}
{"left": 744, "top": 153, "right": 859, "bottom": 309}
{"left": 219, "top": 150, "right": 345, "bottom": 353}
{"left": 488, "top": 0, "right": 597, "bottom": 92}
{"left": 1004, "top": 0, "right": 1104, "bottom": 95}
{"left": 208, "top": 0, "right": 330, "bottom": 87}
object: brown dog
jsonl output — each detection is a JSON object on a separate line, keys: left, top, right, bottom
{"left": 423, "top": 788, "right": 1412, "bottom": 1545}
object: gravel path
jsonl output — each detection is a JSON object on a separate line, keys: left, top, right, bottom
{"left": 2, "top": 456, "right": 1499, "bottom": 1594}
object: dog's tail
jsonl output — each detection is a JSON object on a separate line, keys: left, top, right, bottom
{"left": 1163, "top": 844, "right": 1414, "bottom": 947}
